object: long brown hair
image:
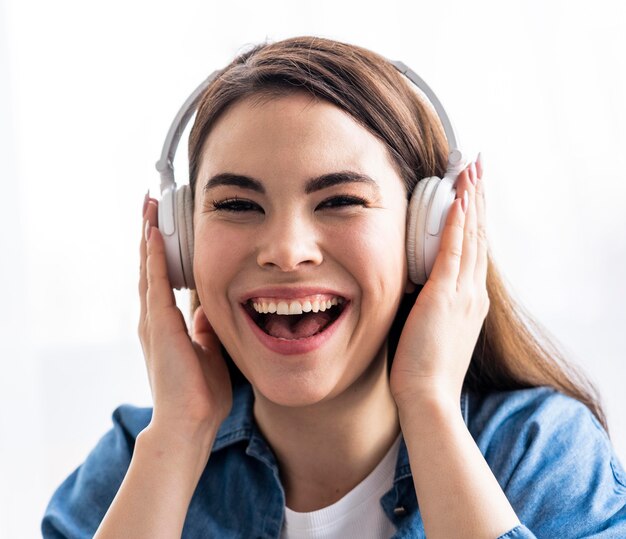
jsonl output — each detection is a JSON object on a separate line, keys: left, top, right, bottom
{"left": 186, "top": 36, "right": 607, "bottom": 431}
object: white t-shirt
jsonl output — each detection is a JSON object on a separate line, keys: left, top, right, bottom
{"left": 280, "top": 434, "right": 401, "bottom": 538}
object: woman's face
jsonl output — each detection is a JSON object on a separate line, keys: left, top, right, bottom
{"left": 193, "top": 92, "right": 412, "bottom": 407}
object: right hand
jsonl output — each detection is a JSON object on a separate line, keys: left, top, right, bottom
{"left": 138, "top": 195, "right": 233, "bottom": 440}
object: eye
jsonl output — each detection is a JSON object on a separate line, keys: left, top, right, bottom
{"left": 317, "top": 195, "right": 368, "bottom": 210}
{"left": 207, "top": 195, "right": 368, "bottom": 214}
{"left": 209, "top": 197, "right": 263, "bottom": 213}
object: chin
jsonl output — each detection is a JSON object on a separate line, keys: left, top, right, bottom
{"left": 250, "top": 371, "right": 342, "bottom": 408}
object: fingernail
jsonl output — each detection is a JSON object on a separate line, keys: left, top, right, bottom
{"left": 145, "top": 220, "right": 152, "bottom": 242}
{"left": 142, "top": 190, "right": 150, "bottom": 217}
{"left": 462, "top": 190, "right": 469, "bottom": 213}
{"left": 476, "top": 152, "right": 483, "bottom": 179}
{"left": 470, "top": 162, "right": 477, "bottom": 185}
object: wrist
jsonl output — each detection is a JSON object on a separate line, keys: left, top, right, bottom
{"left": 396, "top": 387, "right": 463, "bottom": 428}
{"left": 148, "top": 408, "right": 223, "bottom": 444}
{"left": 138, "top": 419, "right": 219, "bottom": 475}
{"left": 393, "top": 378, "right": 461, "bottom": 415}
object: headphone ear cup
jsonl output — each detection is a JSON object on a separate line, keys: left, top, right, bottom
{"left": 177, "top": 184, "right": 195, "bottom": 290}
{"left": 406, "top": 177, "right": 440, "bottom": 285}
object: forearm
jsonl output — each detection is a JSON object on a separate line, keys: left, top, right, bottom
{"left": 398, "top": 394, "right": 520, "bottom": 539}
{"left": 93, "top": 422, "right": 217, "bottom": 539}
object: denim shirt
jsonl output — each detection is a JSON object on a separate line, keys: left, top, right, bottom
{"left": 42, "top": 384, "right": 626, "bottom": 538}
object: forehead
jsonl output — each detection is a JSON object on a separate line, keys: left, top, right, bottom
{"left": 196, "top": 92, "right": 403, "bottom": 193}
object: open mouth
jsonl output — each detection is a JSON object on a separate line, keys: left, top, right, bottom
{"left": 243, "top": 299, "right": 348, "bottom": 340}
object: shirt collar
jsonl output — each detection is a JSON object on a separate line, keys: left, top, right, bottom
{"left": 212, "top": 383, "right": 256, "bottom": 451}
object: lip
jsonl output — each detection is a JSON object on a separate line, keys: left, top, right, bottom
{"left": 239, "top": 286, "right": 350, "bottom": 303}
{"left": 240, "top": 300, "right": 351, "bottom": 355}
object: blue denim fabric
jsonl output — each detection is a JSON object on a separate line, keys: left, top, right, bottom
{"left": 42, "top": 385, "right": 626, "bottom": 538}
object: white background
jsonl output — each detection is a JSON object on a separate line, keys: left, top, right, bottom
{"left": 1, "top": 1, "right": 625, "bottom": 536}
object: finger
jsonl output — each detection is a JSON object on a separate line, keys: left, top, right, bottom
{"left": 145, "top": 201, "right": 178, "bottom": 317}
{"left": 427, "top": 169, "right": 468, "bottom": 288}
{"left": 474, "top": 165, "right": 489, "bottom": 286}
{"left": 138, "top": 193, "right": 156, "bottom": 326}
{"left": 476, "top": 152, "right": 483, "bottom": 180}
{"left": 458, "top": 162, "right": 478, "bottom": 289}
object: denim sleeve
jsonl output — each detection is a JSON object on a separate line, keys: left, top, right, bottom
{"left": 41, "top": 404, "right": 152, "bottom": 538}
{"left": 471, "top": 387, "right": 626, "bottom": 538}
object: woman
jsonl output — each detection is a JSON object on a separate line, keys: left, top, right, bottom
{"left": 42, "top": 36, "right": 626, "bottom": 538}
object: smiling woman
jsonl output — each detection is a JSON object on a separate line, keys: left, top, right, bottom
{"left": 41, "top": 36, "right": 626, "bottom": 539}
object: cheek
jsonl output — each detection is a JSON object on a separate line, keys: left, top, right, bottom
{"left": 194, "top": 220, "right": 250, "bottom": 256}
{"left": 192, "top": 225, "right": 248, "bottom": 297}
{"left": 334, "top": 217, "right": 407, "bottom": 280}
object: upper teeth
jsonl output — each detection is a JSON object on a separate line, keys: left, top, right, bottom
{"left": 251, "top": 296, "right": 344, "bottom": 315}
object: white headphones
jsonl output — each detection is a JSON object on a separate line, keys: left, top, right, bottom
{"left": 155, "top": 60, "right": 467, "bottom": 290}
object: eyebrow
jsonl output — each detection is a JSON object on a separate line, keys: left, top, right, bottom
{"left": 202, "top": 171, "right": 380, "bottom": 195}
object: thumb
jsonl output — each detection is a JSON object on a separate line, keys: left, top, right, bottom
{"left": 192, "top": 305, "right": 222, "bottom": 352}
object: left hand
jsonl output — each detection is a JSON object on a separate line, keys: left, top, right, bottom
{"left": 389, "top": 157, "right": 489, "bottom": 409}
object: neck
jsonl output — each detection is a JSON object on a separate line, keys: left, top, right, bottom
{"left": 252, "top": 346, "right": 400, "bottom": 512}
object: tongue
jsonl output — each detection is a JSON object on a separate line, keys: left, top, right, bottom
{"left": 263, "top": 312, "right": 333, "bottom": 340}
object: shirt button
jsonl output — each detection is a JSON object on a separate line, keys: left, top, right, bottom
{"left": 393, "top": 506, "right": 407, "bottom": 516}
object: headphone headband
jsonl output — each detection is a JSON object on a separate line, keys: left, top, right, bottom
{"left": 388, "top": 60, "right": 459, "bottom": 152}
{"left": 155, "top": 69, "right": 221, "bottom": 193}
{"left": 155, "top": 59, "right": 461, "bottom": 194}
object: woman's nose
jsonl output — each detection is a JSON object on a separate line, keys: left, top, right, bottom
{"left": 256, "top": 213, "right": 323, "bottom": 272}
